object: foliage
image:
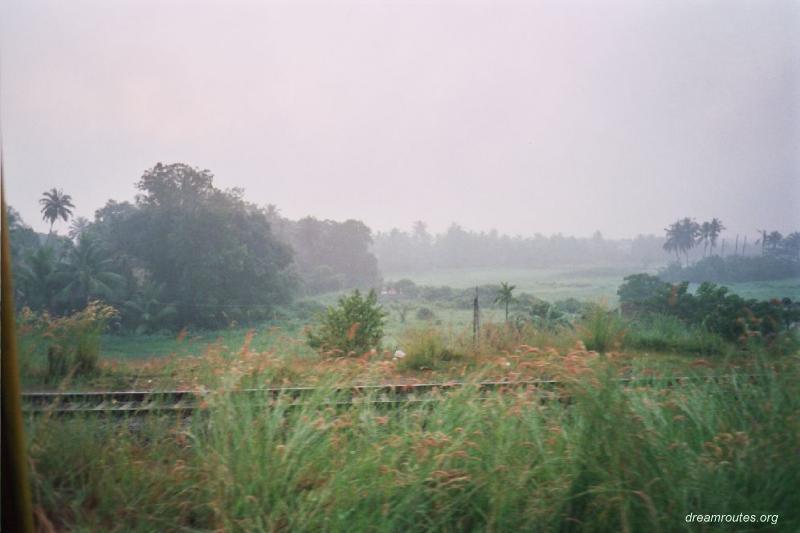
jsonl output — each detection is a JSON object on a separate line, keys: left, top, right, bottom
{"left": 578, "top": 304, "right": 627, "bottom": 353}
{"left": 26, "top": 363, "right": 800, "bottom": 531}
{"left": 18, "top": 301, "right": 118, "bottom": 381}
{"left": 415, "top": 306, "right": 436, "bottom": 321}
{"left": 663, "top": 217, "right": 700, "bottom": 266}
{"left": 122, "top": 281, "right": 177, "bottom": 334}
{"left": 105, "top": 163, "right": 297, "bottom": 328}
{"left": 661, "top": 254, "right": 800, "bottom": 283}
{"left": 53, "top": 235, "right": 126, "bottom": 310}
{"left": 618, "top": 273, "right": 800, "bottom": 346}
{"left": 306, "top": 289, "right": 387, "bottom": 355}
{"left": 494, "top": 282, "right": 516, "bottom": 322}
{"left": 397, "top": 327, "right": 466, "bottom": 370}
{"left": 269, "top": 214, "right": 382, "bottom": 294}
{"left": 623, "top": 314, "right": 729, "bottom": 355}
{"left": 39, "top": 188, "right": 75, "bottom": 233}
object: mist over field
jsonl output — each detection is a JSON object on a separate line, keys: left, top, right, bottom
{"left": 4, "top": 2, "right": 800, "bottom": 531}
{"left": 2, "top": 0, "right": 798, "bottom": 240}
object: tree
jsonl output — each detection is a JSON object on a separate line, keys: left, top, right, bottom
{"left": 699, "top": 221, "right": 712, "bottom": 257}
{"left": 663, "top": 218, "right": 700, "bottom": 266}
{"left": 765, "top": 231, "right": 783, "bottom": 254}
{"left": 113, "top": 163, "right": 296, "bottom": 327}
{"left": 494, "top": 282, "right": 517, "bottom": 322}
{"left": 39, "top": 188, "right": 75, "bottom": 235}
{"left": 708, "top": 218, "right": 725, "bottom": 255}
{"left": 307, "top": 289, "right": 388, "bottom": 355}
{"left": 54, "top": 236, "right": 125, "bottom": 309}
{"left": 123, "top": 281, "right": 177, "bottom": 334}
{"left": 68, "top": 217, "right": 91, "bottom": 241}
{"left": 16, "top": 246, "right": 59, "bottom": 311}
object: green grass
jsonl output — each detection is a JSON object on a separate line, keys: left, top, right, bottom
{"left": 26, "top": 360, "right": 800, "bottom": 531}
{"left": 688, "top": 278, "right": 800, "bottom": 301}
{"left": 385, "top": 268, "right": 800, "bottom": 303}
{"left": 384, "top": 266, "right": 645, "bottom": 303}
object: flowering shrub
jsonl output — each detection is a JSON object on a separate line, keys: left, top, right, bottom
{"left": 19, "top": 301, "right": 118, "bottom": 381}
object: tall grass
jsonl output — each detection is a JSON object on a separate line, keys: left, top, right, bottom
{"left": 624, "top": 314, "right": 730, "bottom": 356}
{"left": 578, "top": 304, "right": 627, "bottom": 353}
{"left": 26, "top": 360, "right": 800, "bottom": 531}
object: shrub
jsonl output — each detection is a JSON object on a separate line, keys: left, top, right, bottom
{"left": 306, "top": 289, "right": 387, "bottom": 355}
{"left": 398, "top": 327, "right": 466, "bottom": 370}
{"left": 624, "top": 314, "right": 729, "bottom": 356}
{"left": 578, "top": 304, "right": 626, "bottom": 353}
{"left": 20, "top": 301, "right": 119, "bottom": 382}
{"left": 617, "top": 274, "right": 800, "bottom": 347}
{"left": 416, "top": 307, "right": 436, "bottom": 321}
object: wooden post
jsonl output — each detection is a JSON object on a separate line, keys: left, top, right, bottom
{"left": 1, "top": 161, "right": 35, "bottom": 532}
{"left": 472, "top": 287, "right": 480, "bottom": 349}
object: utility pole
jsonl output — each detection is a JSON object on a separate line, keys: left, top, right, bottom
{"left": 472, "top": 287, "right": 480, "bottom": 349}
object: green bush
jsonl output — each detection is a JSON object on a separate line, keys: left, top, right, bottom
{"left": 306, "top": 289, "right": 387, "bottom": 355}
{"left": 398, "top": 327, "right": 466, "bottom": 370}
{"left": 415, "top": 307, "right": 436, "bottom": 321}
{"left": 624, "top": 314, "right": 729, "bottom": 356}
{"left": 617, "top": 274, "right": 800, "bottom": 347}
{"left": 18, "top": 301, "right": 119, "bottom": 382}
{"left": 579, "top": 304, "right": 627, "bottom": 353}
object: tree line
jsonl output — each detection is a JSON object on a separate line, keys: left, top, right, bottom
{"left": 372, "top": 224, "right": 667, "bottom": 272}
{"left": 660, "top": 218, "right": 800, "bottom": 283}
{"left": 9, "top": 163, "right": 380, "bottom": 330}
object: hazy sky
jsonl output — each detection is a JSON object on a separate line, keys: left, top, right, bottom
{"left": 2, "top": 0, "right": 798, "bottom": 239}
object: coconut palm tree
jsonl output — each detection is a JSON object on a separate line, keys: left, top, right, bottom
{"left": 39, "top": 188, "right": 75, "bottom": 237}
{"left": 68, "top": 216, "right": 91, "bottom": 241}
{"left": 16, "top": 247, "right": 59, "bottom": 311}
{"left": 54, "top": 236, "right": 124, "bottom": 307}
{"left": 766, "top": 231, "right": 783, "bottom": 253}
{"left": 699, "top": 221, "right": 712, "bottom": 257}
{"left": 123, "top": 282, "right": 177, "bottom": 334}
{"left": 663, "top": 223, "right": 681, "bottom": 263}
{"left": 708, "top": 218, "right": 725, "bottom": 255}
{"left": 664, "top": 218, "right": 699, "bottom": 266}
{"left": 494, "top": 282, "right": 516, "bottom": 322}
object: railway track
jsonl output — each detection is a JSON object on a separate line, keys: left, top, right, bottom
{"left": 20, "top": 373, "right": 769, "bottom": 415}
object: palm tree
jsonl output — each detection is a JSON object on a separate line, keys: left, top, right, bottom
{"left": 699, "top": 221, "right": 712, "bottom": 257}
{"left": 782, "top": 232, "right": 800, "bottom": 260}
{"left": 765, "top": 231, "right": 783, "bottom": 253}
{"left": 756, "top": 229, "right": 768, "bottom": 256}
{"left": 54, "top": 236, "right": 124, "bottom": 307}
{"left": 16, "top": 247, "right": 59, "bottom": 311}
{"left": 494, "top": 282, "right": 516, "bottom": 322}
{"left": 68, "top": 216, "right": 91, "bottom": 240}
{"left": 663, "top": 223, "right": 681, "bottom": 263}
{"left": 663, "top": 218, "right": 699, "bottom": 266}
{"left": 123, "top": 282, "right": 176, "bottom": 334}
{"left": 39, "top": 188, "right": 75, "bottom": 236}
{"left": 708, "top": 218, "right": 725, "bottom": 255}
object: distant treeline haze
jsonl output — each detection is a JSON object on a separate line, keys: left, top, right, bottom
{"left": 8, "top": 162, "right": 799, "bottom": 329}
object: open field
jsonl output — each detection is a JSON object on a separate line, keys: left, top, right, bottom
{"left": 384, "top": 268, "right": 800, "bottom": 303}
{"left": 17, "top": 273, "right": 800, "bottom": 530}
{"left": 383, "top": 266, "right": 645, "bottom": 303}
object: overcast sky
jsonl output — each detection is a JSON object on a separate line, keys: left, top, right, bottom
{"left": 2, "top": 0, "right": 798, "bottom": 239}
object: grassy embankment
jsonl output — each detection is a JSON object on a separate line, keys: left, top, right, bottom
{"left": 26, "top": 352, "right": 800, "bottom": 531}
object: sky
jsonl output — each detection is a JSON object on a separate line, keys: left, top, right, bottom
{"left": 2, "top": 0, "right": 798, "bottom": 240}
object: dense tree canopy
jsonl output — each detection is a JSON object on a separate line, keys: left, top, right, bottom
{"left": 114, "top": 163, "right": 297, "bottom": 327}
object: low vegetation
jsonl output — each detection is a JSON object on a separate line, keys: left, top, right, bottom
{"left": 26, "top": 357, "right": 800, "bottom": 531}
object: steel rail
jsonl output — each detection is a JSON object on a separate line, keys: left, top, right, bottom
{"left": 20, "top": 373, "right": 773, "bottom": 415}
